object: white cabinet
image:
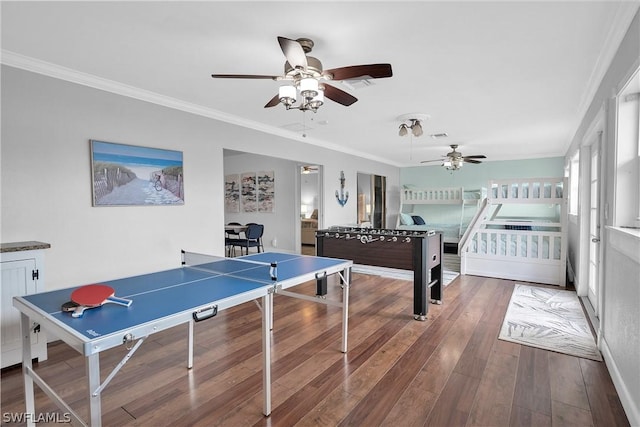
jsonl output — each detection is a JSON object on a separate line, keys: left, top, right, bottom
{"left": 1, "top": 242, "right": 49, "bottom": 368}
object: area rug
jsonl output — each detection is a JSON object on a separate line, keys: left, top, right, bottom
{"left": 499, "top": 284, "right": 602, "bottom": 361}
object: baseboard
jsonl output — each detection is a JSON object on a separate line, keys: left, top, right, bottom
{"left": 601, "top": 337, "right": 639, "bottom": 427}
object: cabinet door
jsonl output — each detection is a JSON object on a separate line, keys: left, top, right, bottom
{"left": 1, "top": 259, "right": 38, "bottom": 353}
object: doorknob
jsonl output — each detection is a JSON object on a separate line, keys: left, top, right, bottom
{"left": 592, "top": 238, "right": 600, "bottom": 243}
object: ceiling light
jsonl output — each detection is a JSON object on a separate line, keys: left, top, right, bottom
{"left": 299, "top": 78, "right": 319, "bottom": 99}
{"left": 397, "top": 113, "right": 430, "bottom": 138}
{"left": 277, "top": 79, "right": 326, "bottom": 113}
{"left": 279, "top": 85, "right": 297, "bottom": 107}
{"left": 411, "top": 120, "right": 423, "bottom": 137}
{"left": 308, "top": 88, "right": 324, "bottom": 110}
{"left": 444, "top": 157, "right": 464, "bottom": 170}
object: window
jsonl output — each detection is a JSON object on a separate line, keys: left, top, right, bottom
{"left": 615, "top": 67, "right": 640, "bottom": 228}
{"left": 569, "top": 152, "right": 580, "bottom": 216}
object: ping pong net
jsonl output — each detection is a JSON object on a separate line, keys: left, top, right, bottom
{"left": 181, "top": 251, "right": 277, "bottom": 283}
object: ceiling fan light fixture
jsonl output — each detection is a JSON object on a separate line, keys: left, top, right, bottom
{"left": 299, "top": 77, "right": 319, "bottom": 99}
{"left": 308, "top": 88, "right": 324, "bottom": 110}
{"left": 279, "top": 85, "right": 297, "bottom": 107}
{"left": 444, "top": 158, "right": 463, "bottom": 170}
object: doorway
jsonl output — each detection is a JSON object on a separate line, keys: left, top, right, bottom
{"left": 357, "top": 172, "right": 386, "bottom": 228}
{"left": 587, "top": 140, "right": 601, "bottom": 314}
{"left": 579, "top": 110, "right": 604, "bottom": 336}
{"left": 300, "top": 165, "right": 321, "bottom": 255}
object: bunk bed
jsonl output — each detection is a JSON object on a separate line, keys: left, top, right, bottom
{"left": 396, "top": 186, "right": 486, "bottom": 246}
{"left": 458, "top": 177, "right": 567, "bottom": 286}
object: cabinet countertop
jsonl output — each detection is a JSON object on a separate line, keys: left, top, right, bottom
{"left": 1, "top": 241, "right": 51, "bottom": 253}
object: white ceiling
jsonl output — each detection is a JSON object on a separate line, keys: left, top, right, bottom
{"left": 2, "top": 1, "right": 637, "bottom": 167}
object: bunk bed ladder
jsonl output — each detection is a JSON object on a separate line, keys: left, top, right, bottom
{"left": 458, "top": 197, "right": 490, "bottom": 255}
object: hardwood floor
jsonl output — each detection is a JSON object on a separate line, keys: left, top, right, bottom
{"left": 1, "top": 274, "right": 629, "bottom": 426}
{"left": 301, "top": 244, "right": 316, "bottom": 256}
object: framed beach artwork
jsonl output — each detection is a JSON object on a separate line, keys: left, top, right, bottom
{"left": 90, "top": 140, "right": 184, "bottom": 206}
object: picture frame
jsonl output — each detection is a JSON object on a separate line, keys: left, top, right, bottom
{"left": 90, "top": 140, "right": 184, "bottom": 206}
{"left": 224, "top": 173, "right": 240, "bottom": 213}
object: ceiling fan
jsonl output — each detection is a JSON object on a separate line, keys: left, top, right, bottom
{"left": 420, "top": 145, "right": 486, "bottom": 170}
{"left": 212, "top": 36, "right": 393, "bottom": 112}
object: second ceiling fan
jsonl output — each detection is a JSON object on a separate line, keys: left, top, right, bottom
{"left": 212, "top": 36, "right": 393, "bottom": 112}
{"left": 421, "top": 145, "right": 486, "bottom": 170}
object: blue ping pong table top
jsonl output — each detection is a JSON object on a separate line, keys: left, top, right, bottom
{"left": 19, "top": 252, "right": 350, "bottom": 341}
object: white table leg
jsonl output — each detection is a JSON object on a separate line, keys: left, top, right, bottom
{"left": 262, "top": 292, "right": 272, "bottom": 416}
{"left": 86, "top": 353, "right": 102, "bottom": 426}
{"left": 341, "top": 268, "right": 350, "bottom": 353}
{"left": 21, "top": 313, "right": 36, "bottom": 427}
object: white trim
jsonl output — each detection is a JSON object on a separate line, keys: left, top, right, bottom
{"left": 0, "top": 50, "right": 402, "bottom": 167}
{"left": 601, "top": 337, "right": 640, "bottom": 427}
{"left": 567, "top": 1, "right": 640, "bottom": 153}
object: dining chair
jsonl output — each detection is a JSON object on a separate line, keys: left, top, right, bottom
{"left": 231, "top": 223, "right": 264, "bottom": 256}
{"left": 225, "top": 222, "right": 243, "bottom": 257}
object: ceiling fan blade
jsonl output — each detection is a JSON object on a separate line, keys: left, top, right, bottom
{"left": 212, "top": 74, "right": 279, "bottom": 80}
{"left": 278, "top": 36, "right": 307, "bottom": 70}
{"left": 463, "top": 155, "right": 487, "bottom": 159}
{"left": 323, "top": 84, "right": 358, "bottom": 106}
{"left": 324, "top": 64, "right": 393, "bottom": 81}
{"left": 420, "top": 159, "right": 443, "bottom": 164}
{"left": 464, "top": 159, "right": 483, "bottom": 164}
{"left": 264, "top": 94, "right": 280, "bottom": 108}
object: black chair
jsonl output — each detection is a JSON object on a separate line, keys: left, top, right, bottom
{"left": 225, "top": 222, "right": 243, "bottom": 257}
{"left": 231, "top": 223, "right": 264, "bottom": 256}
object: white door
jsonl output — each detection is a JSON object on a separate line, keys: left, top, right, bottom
{"left": 587, "top": 141, "right": 601, "bottom": 314}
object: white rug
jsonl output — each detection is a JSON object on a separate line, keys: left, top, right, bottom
{"left": 499, "top": 284, "right": 602, "bottom": 361}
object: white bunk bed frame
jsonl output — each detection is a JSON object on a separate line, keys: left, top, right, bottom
{"left": 459, "top": 177, "right": 567, "bottom": 287}
{"left": 397, "top": 187, "right": 486, "bottom": 242}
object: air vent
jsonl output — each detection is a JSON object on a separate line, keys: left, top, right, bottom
{"left": 430, "top": 133, "right": 449, "bottom": 139}
{"left": 340, "top": 79, "right": 374, "bottom": 91}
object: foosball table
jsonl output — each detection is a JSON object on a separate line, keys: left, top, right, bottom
{"left": 316, "top": 227, "right": 443, "bottom": 320}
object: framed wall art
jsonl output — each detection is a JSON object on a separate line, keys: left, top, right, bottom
{"left": 241, "top": 172, "right": 257, "bottom": 212}
{"left": 90, "top": 140, "right": 184, "bottom": 206}
{"left": 257, "top": 170, "right": 275, "bottom": 213}
{"left": 224, "top": 173, "right": 240, "bottom": 213}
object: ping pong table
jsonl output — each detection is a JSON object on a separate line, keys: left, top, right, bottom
{"left": 13, "top": 251, "right": 352, "bottom": 427}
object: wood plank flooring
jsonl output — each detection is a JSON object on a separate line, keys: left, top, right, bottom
{"left": 1, "top": 274, "right": 629, "bottom": 426}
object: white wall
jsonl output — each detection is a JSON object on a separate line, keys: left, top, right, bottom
{"left": 1, "top": 66, "right": 399, "bottom": 292}
{"left": 223, "top": 153, "right": 298, "bottom": 251}
{"left": 564, "top": 10, "right": 640, "bottom": 426}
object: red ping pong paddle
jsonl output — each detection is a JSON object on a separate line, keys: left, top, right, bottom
{"left": 70, "top": 284, "right": 132, "bottom": 318}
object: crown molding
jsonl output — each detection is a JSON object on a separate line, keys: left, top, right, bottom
{"left": 1, "top": 50, "right": 402, "bottom": 167}
{"left": 568, "top": 2, "right": 640, "bottom": 150}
